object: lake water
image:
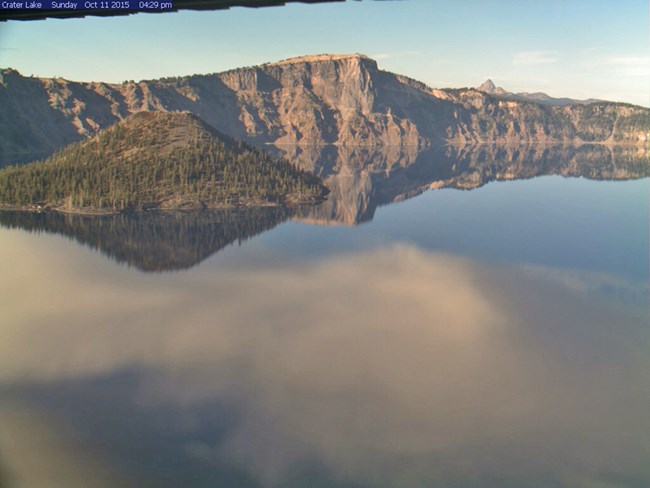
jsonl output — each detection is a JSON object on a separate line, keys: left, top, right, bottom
{"left": 0, "top": 145, "right": 649, "bottom": 487}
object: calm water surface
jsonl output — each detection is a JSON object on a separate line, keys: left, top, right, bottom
{"left": 0, "top": 147, "right": 648, "bottom": 488}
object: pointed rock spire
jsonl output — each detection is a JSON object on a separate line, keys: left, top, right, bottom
{"left": 477, "top": 79, "right": 497, "bottom": 93}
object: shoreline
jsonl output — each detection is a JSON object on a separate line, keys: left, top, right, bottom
{"left": 0, "top": 197, "right": 327, "bottom": 217}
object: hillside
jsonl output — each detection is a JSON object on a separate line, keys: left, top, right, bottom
{"left": 1, "top": 56, "right": 648, "bottom": 166}
{"left": 0, "top": 111, "right": 327, "bottom": 212}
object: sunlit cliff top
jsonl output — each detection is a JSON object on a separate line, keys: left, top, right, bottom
{"left": 269, "top": 53, "right": 371, "bottom": 66}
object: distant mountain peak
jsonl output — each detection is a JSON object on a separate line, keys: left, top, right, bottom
{"left": 475, "top": 79, "right": 604, "bottom": 106}
{"left": 478, "top": 79, "right": 497, "bottom": 92}
{"left": 477, "top": 79, "right": 508, "bottom": 95}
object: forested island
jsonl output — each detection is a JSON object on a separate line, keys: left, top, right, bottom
{"left": 0, "top": 111, "right": 327, "bottom": 213}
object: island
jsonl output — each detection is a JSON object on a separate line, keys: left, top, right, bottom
{"left": 0, "top": 111, "right": 328, "bottom": 213}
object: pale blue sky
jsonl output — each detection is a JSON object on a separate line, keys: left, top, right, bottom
{"left": 0, "top": 0, "right": 648, "bottom": 105}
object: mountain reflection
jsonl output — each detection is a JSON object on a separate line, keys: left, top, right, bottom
{"left": 279, "top": 143, "right": 649, "bottom": 225}
{"left": 0, "top": 208, "right": 293, "bottom": 272}
{"left": 0, "top": 242, "right": 648, "bottom": 487}
{"left": 0, "top": 144, "right": 646, "bottom": 270}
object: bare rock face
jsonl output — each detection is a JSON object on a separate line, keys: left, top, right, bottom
{"left": 1, "top": 56, "right": 649, "bottom": 166}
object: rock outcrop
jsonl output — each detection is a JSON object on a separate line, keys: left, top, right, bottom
{"left": 1, "top": 55, "right": 649, "bottom": 166}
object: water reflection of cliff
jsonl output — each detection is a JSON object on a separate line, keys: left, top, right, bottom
{"left": 0, "top": 208, "right": 292, "bottom": 272}
{"left": 277, "top": 144, "right": 649, "bottom": 225}
{"left": 0, "top": 144, "right": 646, "bottom": 270}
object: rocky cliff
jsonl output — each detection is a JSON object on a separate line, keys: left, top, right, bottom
{"left": 1, "top": 55, "right": 649, "bottom": 166}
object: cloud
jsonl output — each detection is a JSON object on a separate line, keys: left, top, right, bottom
{"left": 521, "top": 263, "right": 649, "bottom": 304}
{"left": 582, "top": 54, "right": 650, "bottom": 77}
{"left": 369, "top": 50, "right": 422, "bottom": 61}
{"left": 604, "top": 56, "right": 650, "bottom": 77}
{"left": 1, "top": 234, "right": 649, "bottom": 487}
{"left": 513, "top": 51, "right": 558, "bottom": 65}
{"left": 0, "top": 406, "right": 125, "bottom": 488}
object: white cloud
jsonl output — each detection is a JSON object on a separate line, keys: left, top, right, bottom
{"left": 369, "top": 50, "right": 422, "bottom": 61}
{"left": 604, "top": 56, "right": 650, "bottom": 77}
{"left": 513, "top": 51, "right": 558, "bottom": 65}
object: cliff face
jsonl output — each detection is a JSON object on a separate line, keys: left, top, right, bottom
{"left": 443, "top": 90, "right": 649, "bottom": 145}
{"left": 1, "top": 55, "right": 649, "bottom": 166}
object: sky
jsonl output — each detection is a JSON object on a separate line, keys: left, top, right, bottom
{"left": 0, "top": 0, "right": 648, "bottom": 106}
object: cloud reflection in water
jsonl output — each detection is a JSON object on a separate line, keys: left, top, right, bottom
{"left": 0, "top": 231, "right": 648, "bottom": 487}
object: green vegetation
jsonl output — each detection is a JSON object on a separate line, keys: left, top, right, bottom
{"left": 0, "top": 112, "right": 327, "bottom": 212}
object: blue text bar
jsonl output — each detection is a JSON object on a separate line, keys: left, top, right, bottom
{"left": 1, "top": 0, "right": 173, "bottom": 10}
